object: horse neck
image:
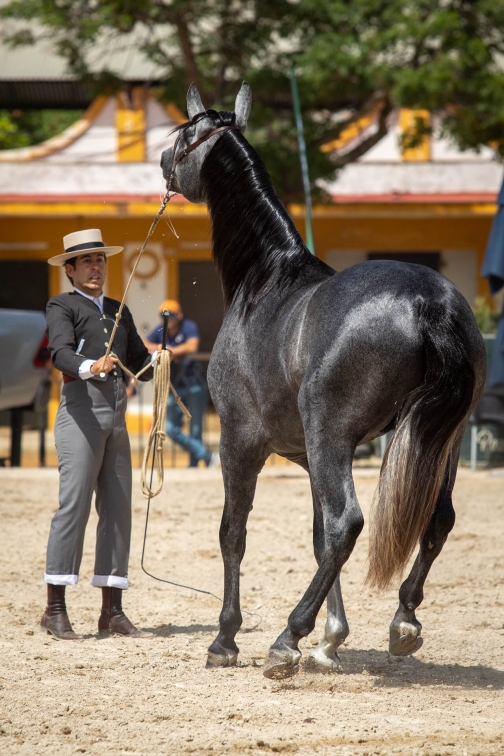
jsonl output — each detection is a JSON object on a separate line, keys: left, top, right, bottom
{"left": 201, "top": 131, "right": 319, "bottom": 313}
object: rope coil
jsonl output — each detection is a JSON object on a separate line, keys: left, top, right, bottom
{"left": 140, "top": 349, "right": 171, "bottom": 499}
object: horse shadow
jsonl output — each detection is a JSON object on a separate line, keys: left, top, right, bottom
{"left": 315, "top": 647, "right": 504, "bottom": 690}
{"left": 145, "top": 623, "right": 219, "bottom": 637}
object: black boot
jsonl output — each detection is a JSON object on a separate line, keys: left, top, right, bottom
{"left": 98, "top": 587, "right": 152, "bottom": 638}
{"left": 40, "top": 585, "right": 82, "bottom": 640}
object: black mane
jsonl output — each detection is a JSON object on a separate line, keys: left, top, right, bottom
{"left": 199, "top": 112, "right": 330, "bottom": 316}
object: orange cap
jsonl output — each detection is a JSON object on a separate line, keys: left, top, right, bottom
{"left": 158, "top": 299, "right": 181, "bottom": 315}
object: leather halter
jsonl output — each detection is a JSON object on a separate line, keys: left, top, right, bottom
{"left": 170, "top": 124, "right": 239, "bottom": 175}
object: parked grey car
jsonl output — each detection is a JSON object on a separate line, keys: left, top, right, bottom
{"left": 0, "top": 309, "right": 51, "bottom": 412}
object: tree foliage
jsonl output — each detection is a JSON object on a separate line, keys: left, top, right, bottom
{"left": 0, "top": 109, "right": 83, "bottom": 150}
{"left": 2, "top": 1, "right": 504, "bottom": 200}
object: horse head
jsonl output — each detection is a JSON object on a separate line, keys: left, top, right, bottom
{"left": 160, "top": 82, "right": 252, "bottom": 203}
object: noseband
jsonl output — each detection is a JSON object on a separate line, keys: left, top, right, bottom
{"left": 167, "top": 124, "right": 238, "bottom": 192}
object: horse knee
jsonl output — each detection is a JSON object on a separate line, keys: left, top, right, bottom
{"left": 219, "top": 520, "right": 246, "bottom": 559}
{"left": 348, "top": 510, "right": 365, "bottom": 541}
{"left": 321, "top": 510, "right": 363, "bottom": 567}
{"left": 333, "top": 510, "right": 364, "bottom": 556}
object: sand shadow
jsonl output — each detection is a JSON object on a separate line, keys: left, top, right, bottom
{"left": 145, "top": 623, "right": 219, "bottom": 637}
{"left": 90, "top": 623, "right": 218, "bottom": 640}
{"left": 323, "top": 648, "right": 504, "bottom": 690}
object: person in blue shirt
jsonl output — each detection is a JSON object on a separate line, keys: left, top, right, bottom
{"left": 144, "top": 300, "right": 218, "bottom": 467}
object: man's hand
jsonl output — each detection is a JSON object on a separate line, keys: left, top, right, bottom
{"left": 166, "top": 337, "right": 199, "bottom": 358}
{"left": 143, "top": 338, "right": 159, "bottom": 355}
{"left": 90, "top": 354, "right": 118, "bottom": 375}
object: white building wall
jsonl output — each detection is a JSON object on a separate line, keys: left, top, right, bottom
{"left": 441, "top": 250, "right": 478, "bottom": 306}
{"left": 44, "top": 99, "right": 118, "bottom": 164}
{"left": 325, "top": 248, "right": 478, "bottom": 307}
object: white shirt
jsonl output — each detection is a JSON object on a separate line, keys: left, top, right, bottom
{"left": 74, "top": 288, "right": 105, "bottom": 379}
{"left": 74, "top": 287, "right": 104, "bottom": 314}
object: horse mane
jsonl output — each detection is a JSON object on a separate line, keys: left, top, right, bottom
{"left": 198, "top": 111, "right": 328, "bottom": 316}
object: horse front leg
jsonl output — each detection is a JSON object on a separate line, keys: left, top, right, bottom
{"left": 263, "top": 442, "right": 363, "bottom": 679}
{"left": 309, "top": 574, "right": 349, "bottom": 671}
{"left": 207, "top": 434, "right": 267, "bottom": 668}
{"left": 389, "top": 450, "right": 458, "bottom": 656}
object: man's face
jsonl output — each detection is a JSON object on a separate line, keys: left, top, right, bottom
{"left": 167, "top": 311, "right": 182, "bottom": 335}
{"left": 66, "top": 252, "right": 106, "bottom": 296}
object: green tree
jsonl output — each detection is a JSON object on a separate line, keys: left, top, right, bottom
{"left": 473, "top": 297, "right": 500, "bottom": 334}
{"left": 2, "top": 1, "right": 504, "bottom": 201}
{"left": 0, "top": 109, "right": 84, "bottom": 150}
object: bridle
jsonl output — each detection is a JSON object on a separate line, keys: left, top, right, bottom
{"left": 166, "top": 123, "right": 239, "bottom": 194}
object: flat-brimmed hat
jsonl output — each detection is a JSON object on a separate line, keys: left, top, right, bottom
{"left": 47, "top": 228, "right": 123, "bottom": 266}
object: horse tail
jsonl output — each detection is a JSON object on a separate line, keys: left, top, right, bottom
{"left": 366, "top": 299, "right": 476, "bottom": 590}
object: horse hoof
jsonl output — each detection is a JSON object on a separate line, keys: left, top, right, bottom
{"left": 389, "top": 622, "right": 423, "bottom": 656}
{"left": 308, "top": 645, "right": 342, "bottom": 673}
{"left": 263, "top": 647, "right": 301, "bottom": 680}
{"left": 206, "top": 649, "right": 238, "bottom": 668}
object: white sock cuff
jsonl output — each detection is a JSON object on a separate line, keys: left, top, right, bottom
{"left": 91, "top": 575, "right": 129, "bottom": 590}
{"left": 44, "top": 573, "right": 79, "bottom": 586}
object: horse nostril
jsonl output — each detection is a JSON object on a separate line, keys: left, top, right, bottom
{"left": 160, "top": 153, "right": 164, "bottom": 168}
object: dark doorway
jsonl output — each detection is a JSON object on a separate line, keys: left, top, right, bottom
{"left": 367, "top": 252, "right": 441, "bottom": 272}
{"left": 0, "top": 260, "right": 49, "bottom": 311}
{"left": 179, "top": 261, "right": 224, "bottom": 352}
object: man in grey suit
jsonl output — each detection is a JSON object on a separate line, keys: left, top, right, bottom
{"left": 41, "top": 228, "right": 156, "bottom": 640}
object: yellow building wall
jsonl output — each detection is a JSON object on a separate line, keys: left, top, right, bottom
{"left": 0, "top": 202, "right": 494, "bottom": 299}
{"left": 0, "top": 201, "right": 495, "bottom": 428}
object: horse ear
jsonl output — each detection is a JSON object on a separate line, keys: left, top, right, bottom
{"left": 234, "top": 81, "right": 252, "bottom": 132}
{"left": 187, "top": 83, "right": 205, "bottom": 120}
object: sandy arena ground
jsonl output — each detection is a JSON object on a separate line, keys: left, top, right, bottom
{"left": 1, "top": 464, "right": 503, "bottom": 756}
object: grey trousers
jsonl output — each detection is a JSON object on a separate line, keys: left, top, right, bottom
{"left": 45, "top": 377, "right": 132, "bottom": 589}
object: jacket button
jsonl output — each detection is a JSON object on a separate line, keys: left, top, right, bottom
{"left": 105, "top": 342, "right": 109, "bottom": 347}
{"left": 104, "top": 328, "right": 108, "bottom": 333}
{"left": 113, "top": 371, "right": 117, "bottom": 376}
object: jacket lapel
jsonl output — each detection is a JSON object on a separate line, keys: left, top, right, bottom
{"left": 103, "top": 297, "right": 119, "bottom": 319}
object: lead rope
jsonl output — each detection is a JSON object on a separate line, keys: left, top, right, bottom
{"left": 99, "top": 191, "right": 171, "bottom": 371}
{"left": 96, "top": 142, "right": 261, "bottom": 629}
{"left": 95, "top": 188, "right": 191, "bottom": 500}
{"left": 140, "top": 429, "right": 263, "bottom": 631}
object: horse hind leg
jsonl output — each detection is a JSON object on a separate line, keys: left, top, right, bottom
{"left": 389, "top": 452, "right": 458, "bottom": 656}
{"left": 309, "top": 574, "right": 349, "bottom": 672}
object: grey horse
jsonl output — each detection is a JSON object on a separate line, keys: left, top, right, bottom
{"left": 160, "top": 82, "right": 486, "bottom": 680}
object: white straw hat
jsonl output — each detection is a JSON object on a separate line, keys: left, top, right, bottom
{"left": 47, "top": 228, "right": 123, "bottom": 266}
